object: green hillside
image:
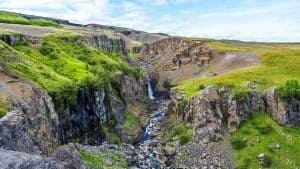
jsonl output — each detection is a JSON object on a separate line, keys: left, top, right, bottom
{"left": 0, "top": 11, "right": 59, "bottom": 27}
{"left": 0, "top": 32, "right": 141, "bottom": 108}
{"left": 177, "top": 41, "right": 300, "bottom": 99}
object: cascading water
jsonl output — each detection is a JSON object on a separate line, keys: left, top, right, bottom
{"left": 137, "top": 81, "right": 170, "bottom": 168}
{"left": 147, "top": 82, "right": 155, "bottom": 100}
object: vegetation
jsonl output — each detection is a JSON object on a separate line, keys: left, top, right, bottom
{"left": 118, "top": 109, "right": 141, "bottom": 130}
{"left": 0, "top": 32, "right": 141, "bottom": 108}
{"left": 102, "top": 125, "right": 120, "bottom": 144}
{"left": 161, "top": 115, "right": 193, "bottom": 146}
{"left": 127, "top": 50, "right": 139, "bottom": 59}
{"left": 172, "top": 123, "right": 193, "bottom": 145}
{"left": 177, "top": 41, "right": 300, "bottom": 99}
{"left": 232, "top": 113, "right": 300, "bottom": 169}
{"left": 0, "top": 93, "right": 10, "bottom": 118}
{"left": 0, "top": 11, "right": 59, "bottom": 27}
{"left": 232, "top": 90, "right": 250, "bottom": 103}
{"left": 78, "top": 149, "right": 128, "bottom": 169}
{"left": 276, "top": 80, "right": 300, "bottom": 99}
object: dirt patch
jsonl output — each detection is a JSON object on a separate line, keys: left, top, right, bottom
{"left": 0, "top": 23, "right": 55, "bottom": 37}
{"left": 211, "top": 52, "right": 259, "bottom": 75}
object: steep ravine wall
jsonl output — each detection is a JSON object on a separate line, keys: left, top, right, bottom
{"left": 168, "top": 86, "right": 300, "bottom": 143}
{"left": 0, "top": 31, "right": 149, "bottom": 156}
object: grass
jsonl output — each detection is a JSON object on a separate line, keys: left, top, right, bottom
{"left": 128, "top": 50, "right": 139, "bottom": 59}
{"left": 232, "top": 113, "right": 300, "bottom": 169}
{"left": 118, "top": 109, "right": 141, "bottom": 130}
{"left": 0, "top": 92, "right": 10, "bottom": 118}
{"left": 177, "top": 41, "right": 300, "bottom": 99}
{"left": 0, "top": 11, "right": 59, "bottom": 27}
{"left": 78, "top": 149, "right": 128, "bottom": 169}
{"left": 0, "top": 32, "right": 141, "bottom": 108}
{"left": 102, "top": 125, "right": 121, "bottom": 144}
{"left": 161, "top": 114, "right": 193, "bottom": 145}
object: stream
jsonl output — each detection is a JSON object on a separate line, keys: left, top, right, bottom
{"left": 136, "top": 82, "right": 170, "bottom": 168}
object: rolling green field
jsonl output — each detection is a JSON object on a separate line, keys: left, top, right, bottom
{"left": 0, "top": 11, "right": 59, "bottom": 27}
{"left": 177, "top": 41, "right": 300, "bottom": 99}
{"left": 232, "top": 113, "right": 300, "bottom": 169}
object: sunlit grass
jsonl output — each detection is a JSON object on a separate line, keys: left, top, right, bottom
{"left": 177, "top": 41, "right": 300, "bottom": 99}
{"left": 232, "top": 113, "right": 300, "bottom": 169}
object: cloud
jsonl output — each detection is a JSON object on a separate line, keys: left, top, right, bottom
{"left": 0, "top": 0, "right": 110, "bottom": 23}
{"left": 0, "top": 0, "right": 299, "bottom": 41}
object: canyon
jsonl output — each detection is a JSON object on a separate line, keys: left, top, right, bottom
{"left": 0, "top": 11, "right": 300, "bottom": 169}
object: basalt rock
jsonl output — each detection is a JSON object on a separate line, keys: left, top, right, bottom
{"left": 139, "top": 38, "right": 217, "bottom": 93}
{"left": 169, "top": 86, "right": 300, "bottom": 142}
{"left": 82, "top": 34, "right": 127, "bottom": 54}
{"left": 0, "top": 66, "right": 59, "bottom": 155}
{"left": 184, "top": 86, "right": 223, "bottom": 143}
{"left": 0, "top": 144, "right": 89, "bottom": 169}
{"left": 264, "top": 89, "right": 300, "bottom": 126}
{"left": 59, "top": 88, "right": 107, "bottom": 145}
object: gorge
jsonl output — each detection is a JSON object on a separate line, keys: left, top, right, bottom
{"left": 0, "top": 10, "right": 300, "bottom": 169}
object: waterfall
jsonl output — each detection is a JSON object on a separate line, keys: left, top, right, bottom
{"left": 147, "top": 82, "right": 155, "bottom": 100}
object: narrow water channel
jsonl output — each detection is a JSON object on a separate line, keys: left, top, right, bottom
{"left": 137, "top": 82, "right": 170, "bottom": 168}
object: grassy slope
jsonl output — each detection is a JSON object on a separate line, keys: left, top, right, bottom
{"left": 0, "top": 92, "right": 10, "bottom": 117}
{"left": 0, "top": 11, "right": 58, "bottom": 27}
{"left": 232, "top": 113, "right": 300, "bottom": 169}
{"left": 0, "top": 32, "right": 141, "bottom": 107}
{"left": 79, "top": 149, "right": 128, "bottom": 169}
{"left": 177, "top": 41, "right": 300, "bottom": 99}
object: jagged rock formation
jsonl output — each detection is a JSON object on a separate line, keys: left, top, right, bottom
{"left": 0, "top": 144, "right": 89, "bottom": 169}
{"left": 139, "top": 38, "right": 218, "bottom": 92}
{"left": 0, "top": 21, "right": 154, "bottom": 168}
{"left": 0, "top": 66, "right": 59, "bottom": 155}
{"left": 169, "top": 86, "right": 300, "bottom": 142}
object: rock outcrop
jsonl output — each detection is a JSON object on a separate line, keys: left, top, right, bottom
{"left": 169, "top": 86, "right": 300, "bottom": 142}
{"left": 184, "top": 87, "right": 224, "bottom": 143}
{"left": 0, "top": 66, "right": 59, "bottom": 155}
{"left": 0, "top": 144, "right": 89, "bottom": 169}
{"left": 139, "top": 38, "right": 218, "bottom": 92}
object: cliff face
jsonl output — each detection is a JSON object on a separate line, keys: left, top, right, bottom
{"left": 169, "top": 86, "right": 300, "bottom": 143}
{"left": 0, "top": 25, "right": 149, "bottom": 157}
{"left": 139, "top": 38, "right": 218, "bottom": 93}
{"left": 0, "top": 66, "right": 59, "bottom": 155}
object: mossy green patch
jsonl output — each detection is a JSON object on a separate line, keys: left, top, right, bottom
{"left": 78, "top": 149, "right": 128, "bottom": 169}
{"left": 0, "top": 92, "right": 10, "bottom": 118}
{"left": 118, "top": 109, "right": 141, "bottom": 130}
{"left": 232, "top": 113, "right": 300, "bottom": 169}
{"left": 102, "top": 125, "right": 120, "bottom": 144}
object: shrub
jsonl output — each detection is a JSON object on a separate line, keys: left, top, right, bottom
{"left": 118, "top": 109, "right": 141, "bottom": 130}
{"left": 172, "top": 123, "right": 193, "bottom": 145}
{"left": 255, "top": 125, "right": 273, "bottom": 135}
{"left": 232, "top": 90, "right": 249, "bottom": 103}
{"left": 276, "top": 80, "right": 300, "bottom": 99}
{"left": 198, "top": 84, "right": 205, "bottom": 90}
{"left": 231, "top": 138, "right": 247, "bottom": 150}
{"left": 50, "top": 82, "right": 78, "bottom": 107}
{"left": 79, "top": 76, "right": 103, "bottom": 91}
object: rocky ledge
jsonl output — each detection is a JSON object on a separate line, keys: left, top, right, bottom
{"left": 169, "top": 86, "right": 300, "bottom": 143}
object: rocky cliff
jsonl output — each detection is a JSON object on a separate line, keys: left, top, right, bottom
{"left": 169, "top": 86, "right": 300, "bottom": 143}
{"left": 0, "top": 22, "right": 155, "bottom": 169}
{"left": 138, "top": 38, "right": 219, "bottom": 93}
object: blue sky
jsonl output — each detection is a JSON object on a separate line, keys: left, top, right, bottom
{"left": 1, "top": 0, "right": 300, "bottom": 42}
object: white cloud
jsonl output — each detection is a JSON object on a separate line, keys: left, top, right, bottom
{"left": 0, "top": 0, "right": 109, "bottom": 23}
{"left": 0, "top": 0, "right": 299, "bottom": 41}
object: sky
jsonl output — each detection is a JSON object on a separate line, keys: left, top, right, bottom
{"left": 0, "top": 0, "right": 300, "bottom": 42}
